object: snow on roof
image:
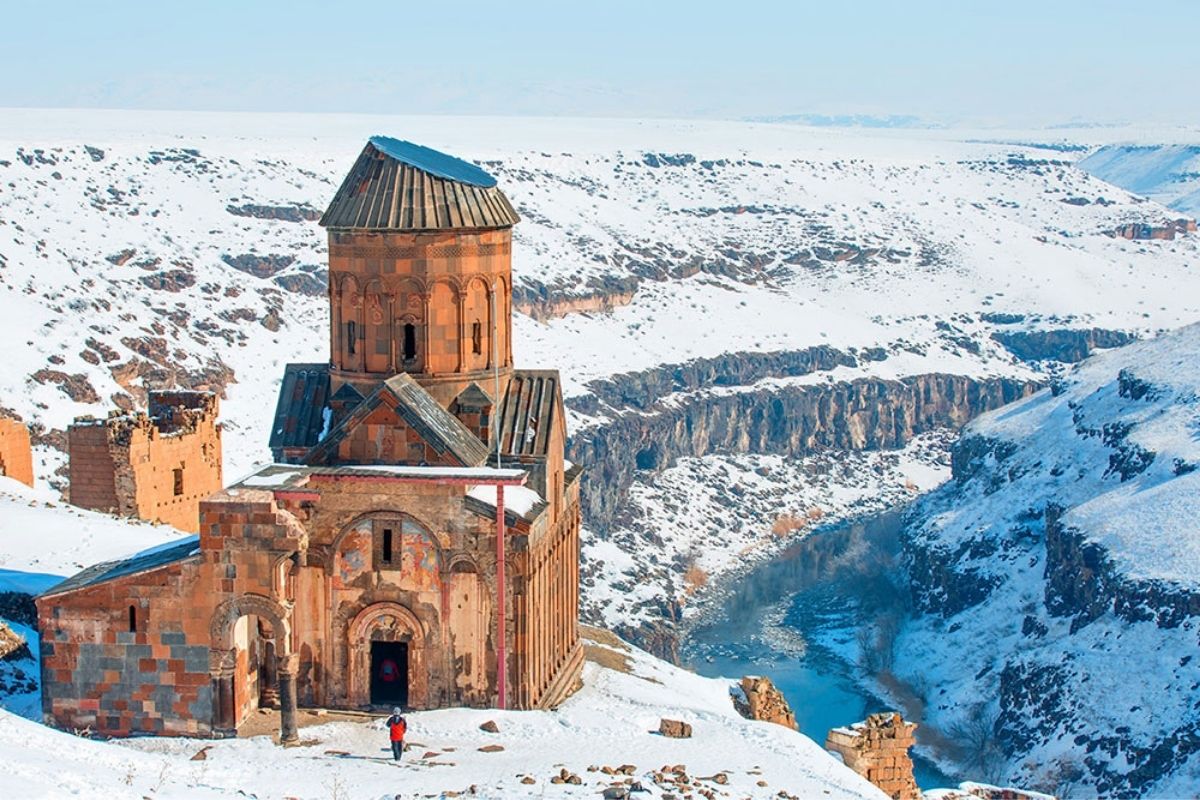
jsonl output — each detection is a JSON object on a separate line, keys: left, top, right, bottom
{"left": 349, "top": 465, "right": 527, "bottom": 481}
{"left": 231, "top": 463, "right": 529, "bottom": 491}
{"left": 368, "top": 136, "right": 498, "bottom": 188}
{"left": 41, "top": 535, "right": 201, "bottom": 597}
{"left": 466, "top": 484, "right": 545, "bottom": 518}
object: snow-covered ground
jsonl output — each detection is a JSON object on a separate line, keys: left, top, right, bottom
{"left": 1078, "top": 143, "right": 1200, "bottom": 216}
{"left": 889, "top": 322, "right": 1200, "bottom": 795}
{"left": 3, "top": 108, "right": 1200, "bottom": 796}
{"left": 0, "top": 623, "right": 886, "bottom": 800}
{"left": 0, "top": 478, "right": 191, "bottom": 596}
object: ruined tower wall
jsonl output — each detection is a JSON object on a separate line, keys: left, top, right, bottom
{"left": 825, "top": 713, "right": 920, "bottom": 800}
{"left": 0, "top": 418, "right": 34, "bottom": 487}
{"left": 68, "top": 392, "right": 223, "bottom": 532}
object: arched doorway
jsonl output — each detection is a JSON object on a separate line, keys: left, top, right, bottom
{"left": 210, "top": 594, "right": 297, "bottom": 742}
{"left": 346, "top": 602, "right": 427, "bottom": 710}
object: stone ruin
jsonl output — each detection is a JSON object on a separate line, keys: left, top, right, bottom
{"left": 67, "top": 390, "right": 222, "bottom": 532}
{"left": 0, "top": 417, "right": 33, "bottom": 487}
{"left": 825, "top": 712, "right": 919, "bottom": 800}
{"left": 734, "top": 675, "right": 798, "bottom": 730}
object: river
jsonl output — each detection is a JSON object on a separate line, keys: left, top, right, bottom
{"left": 680, "top": 510, "right": 958, "bottom": 790}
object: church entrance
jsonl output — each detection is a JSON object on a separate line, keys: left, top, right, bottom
{"left": 370, "top": 641, "right": 409, "bottom": 707}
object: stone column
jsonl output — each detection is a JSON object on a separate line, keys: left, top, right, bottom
{"left": 278, "top": 653, "right": 300, "bottom": 744}
{"left": 213, "top": 668, "right": 235, "bottom": 736}
{"left": 260, "top": 638, "right": 280, "bottom": 709}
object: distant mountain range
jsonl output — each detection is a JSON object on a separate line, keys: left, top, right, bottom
{"left": 745, "top": 113, "right": 939, "bottom": 128}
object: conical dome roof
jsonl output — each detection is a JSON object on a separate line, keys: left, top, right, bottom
{"left": 319, "top": 136, "right": 520, "bottom": 232}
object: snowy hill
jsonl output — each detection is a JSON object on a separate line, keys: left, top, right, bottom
{"left": 890, "top": 322, "right": 1200, "bottom": 796}
{"left": 3, "top": 108, "right": 1200, "bottom": 653}
{"left": 0, "top": 623, "right": 886, "bottom": 799}
{"left": 1078, "top": 144, "right": 1200, "bottom": 216}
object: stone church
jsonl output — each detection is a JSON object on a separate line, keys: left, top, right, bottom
{"left": 37, "top": 137, "right": 583, "bottom": 741}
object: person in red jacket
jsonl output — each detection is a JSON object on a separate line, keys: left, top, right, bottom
{"left": 386, "top": 707, "right": 407, "bottom": 761}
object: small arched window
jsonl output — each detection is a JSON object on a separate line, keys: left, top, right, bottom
{"left": 403, "top": 323, "right": 417, "bottom": 361}
{"left": 128, "top": 605, "right": 137, "bottom": 633}
{"left": 471, "top": 321, "right": 483, "bottom": 355}
{"left": 347, "top": 320, "right": 357, "bottom": 355}
{"left": 382, "top": 528, "right": 394, "bottom": 564}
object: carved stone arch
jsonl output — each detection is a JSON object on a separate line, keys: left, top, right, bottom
{"left": 464, "top": 273, "right": 491, "bottom": 295}
{"left": 446, "top": 552, "right": 480, "bottom": 574}
{"left": 391, "top": 276, "right": 426, "bottom": 303}
{"left": 208, "top": 593, "right": 297, "bottom": 739}
{"left": 338, "top": 600, "right": 433, "bottom": 709}
{"left": 428, "top": 274, "right": 463, "bottom": 301}
{"left": 210, "top": 593, "right": 291, "bottom": 654}
{"left": 349, "top": 600, "right": 427, "bottom": 640}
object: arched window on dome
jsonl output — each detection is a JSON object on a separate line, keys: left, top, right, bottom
{"left": 403, "top": 323, "right": 417, "bottom": 362}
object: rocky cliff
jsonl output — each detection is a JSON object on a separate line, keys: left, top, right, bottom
{"left": 568, "top": 361, "right": 1037, "bottom": 532}
{"left": 893, "top": 323, "right": 1200, "bottom": 797}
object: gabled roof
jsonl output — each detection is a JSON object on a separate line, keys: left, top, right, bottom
{"left": 319, "top": 137, "right": 520, "bottom": 232}
{"left": 453, "top": 383, "right": 494, "bottom": 409}
{"left": 494, "top": 370, "right": 561, "bottom": 457}
{"left": 269, "top": 363, "right": 330, "bottom": 452}
{"left": 41, "top": 536, "right": 200, "bottom": 598}
{"left": 305, "top": 374, "right": 490, "bottom": 467}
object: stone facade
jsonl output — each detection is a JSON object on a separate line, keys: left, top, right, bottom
{"left": 328, "top": 228, "right": 514, "bottom": 407}
{"left": 825, "top": 713, "right": 920, "bottom": 800}
{"left": 39, "top": 138, "right": 583, "bottom": 742}
{"left": 0, "top": 417, "right": 34, "bottom": 487}
{"left": 68, "top": 391, "right": 222, "bottom": 533}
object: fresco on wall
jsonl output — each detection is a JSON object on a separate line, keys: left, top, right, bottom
{"left": 401, "top": 519, "right": 440, "bottom": 591}
{"left": 333, "top": 521, "right": 372, "bottom": 589}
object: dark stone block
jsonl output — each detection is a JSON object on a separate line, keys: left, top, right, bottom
{"left": 184, "top": 647, "right": 211, "bottom": 673}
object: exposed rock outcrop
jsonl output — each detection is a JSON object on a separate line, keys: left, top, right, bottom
{"left": 569, "top": 371, "right": 1037, "bottom": 531}
{"left": 514, "top": 276, "right": 639, "bottom": 320}
{"left": 991, "top": 327, "right": 1134, "bottom": 363}
{"left": 225, "top": 203, "right": 321, "bottom": 223}
{"left": 895, "top": 324, "right": 1200, "bottom": 795}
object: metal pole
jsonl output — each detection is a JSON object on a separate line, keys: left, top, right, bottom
{"left": 495, "top": 483, "right": 506, "bottom": 709}
{"left": 491, "top": 280, "right": 501, "bottom": 469}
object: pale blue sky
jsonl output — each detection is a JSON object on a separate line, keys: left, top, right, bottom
{"left": 2, "top": 1, "right": 1196, "bottom": 125}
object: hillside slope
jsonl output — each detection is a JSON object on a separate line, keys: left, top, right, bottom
{"left": 1078, "top": 144, "right": 1200, "bottom": 216}
{"left": 891, "top": 322, "right": 1200, "bottom": 796}
{"left": 3, "top": 109, "right": 1200, "bottom": 651}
